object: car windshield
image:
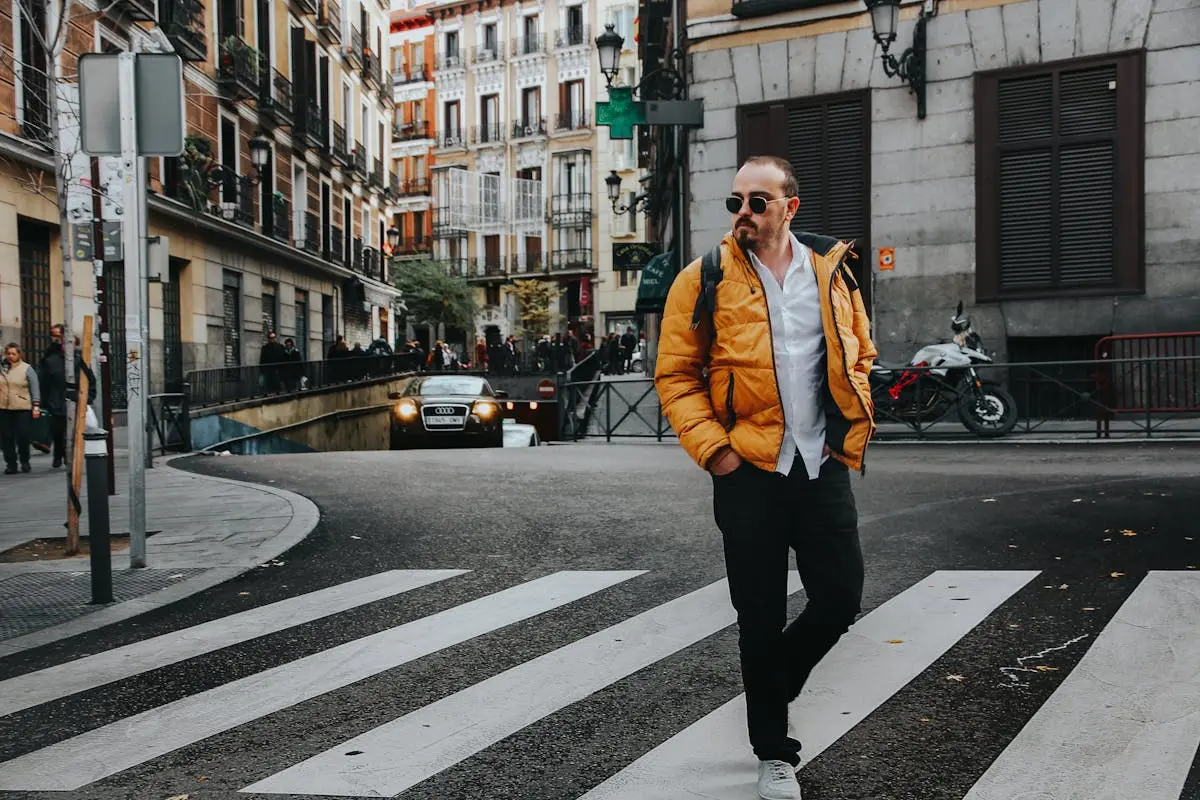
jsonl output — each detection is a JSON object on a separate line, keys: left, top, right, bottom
{"left": 417, "top": 376, "right": 490, "bottom": 396}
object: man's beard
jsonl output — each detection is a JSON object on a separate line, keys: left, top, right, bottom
{"left": 734, "top": 218, "right": 758, "bottom": 250}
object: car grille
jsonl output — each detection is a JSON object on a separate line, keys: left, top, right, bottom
{"left": 421, "top": 403, "right": 470, "bottom": 431}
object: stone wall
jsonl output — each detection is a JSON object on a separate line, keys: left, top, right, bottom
{"left": 686, "top": 0, "right": 1200, "bottom": 361}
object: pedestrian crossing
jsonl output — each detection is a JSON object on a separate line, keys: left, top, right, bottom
{"left": 1, "top": 568, "right": 1198, "bottom": 799}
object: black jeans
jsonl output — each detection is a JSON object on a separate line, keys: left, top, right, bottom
{"left": 711, "top": 454, "right": 865, "bottom": 766}
{"left": 0, "top": 410, "right": 33, "bottom": 468}
{"left": 49, "top": 414, "right": 68, "bottom": 464}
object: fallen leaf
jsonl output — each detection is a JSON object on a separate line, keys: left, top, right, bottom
{"left": 197, "top": 776, "right": 208, "bottom": 781}
{"left": 1110, "top": 571, "right": 1126, "bottom": 578}
{"left": 945, "top": 674, "right": 967, "bottom": 683}
{"left": 1034, "top": 665, "right": 1059, "bottom": 672}
{"left": 886, "top": 639, "right": 904, "bottom": 644}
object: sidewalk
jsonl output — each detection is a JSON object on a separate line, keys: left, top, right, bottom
{"left": 0, "top": 442, "right": 319, "bottom": 657}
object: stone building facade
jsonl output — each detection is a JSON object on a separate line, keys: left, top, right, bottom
{"left": 685, "top": 0, "right": 1199, "bottom": 363}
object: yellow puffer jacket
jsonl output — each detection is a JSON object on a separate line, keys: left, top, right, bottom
{"left": 655, "top": 232, "right": 877, "bottom": 473}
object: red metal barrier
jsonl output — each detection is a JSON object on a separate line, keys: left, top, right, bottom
{"left": 1094, "top": 332, "right": 1200, "bottom": 437}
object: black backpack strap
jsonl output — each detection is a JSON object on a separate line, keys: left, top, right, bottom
{"left": 689, "top": 244, "right": 724, "bottom": 331}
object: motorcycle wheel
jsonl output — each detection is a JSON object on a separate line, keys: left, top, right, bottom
{"left": 958, "top": 382, "right": 1018, "bottom": 437}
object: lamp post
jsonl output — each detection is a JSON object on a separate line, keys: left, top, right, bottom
{"left": 595, "top": 24, "right": 624, "bottom": 87}
{"left": 249, "top": 132, "right": 272, "bottom": 170}
{"left": 386, "top": 225, "right": 401, "bottom": 252}
{"left": 605, "top": 170, "right": 652, "bottom": 216}
{"left": 864, "top": 0, "right": 938, "bottom": 119}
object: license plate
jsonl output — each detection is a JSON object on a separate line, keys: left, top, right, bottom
{"left": 426, "top": 415, "right": 464, "bottom": 426}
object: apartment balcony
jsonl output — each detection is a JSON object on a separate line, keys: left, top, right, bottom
{"left": 351, "top": 237, "right": 364, "bottom": 272}
{"left": 111, "top": 0, "right": 156, "bottom": 21}
{"left": 551, "top": 193, "right": 593, "bottom": 228}
{"left": 436, "top": 130, "right": 467, "bottom": 150}
{"left": 510, "top": 34, "right": 546, "bottom": 57}
{"left": 362, "top": 247, "right": 383, "bottom": 281}
{"left": 471, "top": 44, "right": 505, "bottom": 65}
{"left": 469, "top": 124, "right": 505, "bottom": 146}
{"left": 395, "top": 238, "right": 432, "bottom": 256}
{"left": 317, "top": 0, "right": 341, "bottom": 44}
{"left": 432, "top": 207, "right": 467, "bottom": 239}
{"left": 266, "top": 195, "right": 292, "bottom": 243}
{"left": 345, "top": 27, "right": 363, "bottom": 67}
{"left": 554, "top": 111, "right": 591, "bottom": 133}
{"left": 18, "top": 75, "right": 51, "bottom": 145}
{"left": 331, "top": 121, "right": 351, "bottom": 166}
{"left": 159, "top": 0, "right": 206, "bottom": 61}
{"left": 387, "top": 172, "right": 401, "bottom": 199}
{"left": 213, "top": 173, "right": 255, "bottom": 228}
{"left": 362, "top": 51, "right": 381, "bottom": 88}
{"left": 436, "top": 50, "right": 465, "bottom": 70}
{"left": 440, "top": 258, "right": 469, "bottom": 279}
{"left": 329, "top": 225, "right": 344, "bottom": 265}
{"left": 401, "top": 178, "right": 431, "bottom": 196}
{"left": 393, "top": 120, "right": 430, "bottom": 142}
{"left": 555, "top": 25, "right": 591, "bottom": 49}
{"left": 550, "top": 248, "right": 593, "bottom": 273}
{"left": 511, "top": 118, "right": 548, "bottom": 139}
{"left": 510, "top": 252, "right": 548, "bottom": 276}
{"left": 396, "top": 66, "right": 429, "bottom": 84}
{"left": 370, "top": 157, "right": 384, "bottom": 189}
{"left": 295, "top": 210, "right": 320, "bottom": 255}
{"left": 294, "top": 97, "right": 326, "bottom": 150}
{"left": 351, "top": 143, "right": 367, "bottom": 178}
{"left": 467, "top": 257, "right": 507, "bottom": 282}
{"left": 259, "top": 67, "right": 294, "bottom": 128}
{"left": 380, "top": 73, "right": 393, "bottom": 104}
{"left": 218, "top": 37, "right": 262, "bottom": 100}
{"left": 292, "top": 0, "right": 317, "bottom": 15}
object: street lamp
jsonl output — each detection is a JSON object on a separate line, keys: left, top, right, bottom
{"left": 249, "top": 133, "right": 272, "bottom": 170}
{"left": 595, "top": 24, "right": 624, "bottom": 87}
{"left": 605, "top": 170, "right": 651, "bottom": 215}
{"left": 386, "top": 226, "right": 401, "bottom": 250}
{"left": 864, "top": 0, "right": 938, "bottom": 119}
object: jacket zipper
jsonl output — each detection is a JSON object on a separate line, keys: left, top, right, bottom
{"left": 740, "top": 248, "right": 787, "bottom": 461}
{"left": 827, "top": 255, "right": 873, "bottom": 476}
{"left": 724, "top": 371, "right": 737, "bottom": 431}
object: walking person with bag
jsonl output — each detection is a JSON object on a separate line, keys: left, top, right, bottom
{"left": 655, "top": 156, "right": 877, "bottom": 800}
{"left": 0, "top": 343, "right": 43, "bottom": 474}
{"left": 38, "top": 324, "right": 97, "bottom": 468}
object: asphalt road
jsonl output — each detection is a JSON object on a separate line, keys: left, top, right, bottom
{"left": 1, "top": 441, "right": 1198, "bottom": 800}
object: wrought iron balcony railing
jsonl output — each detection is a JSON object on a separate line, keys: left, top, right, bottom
{"left": 436, "top": 50, "right": 464, "bottom": 70}
{"left": 218, "top": 37, "right": 261, "bottom": 99}
{"left": 550, "top": 193, "right": 593, "bottom": 227}
{"left": 352, "top": 237, "right": 364, "bottom": 272}
{"left": 370, "top": 157, "right": 384, "bottom": 188}
{"left": 300, "top": 211, "right": 320, "bottom": 255}
{"left": 470, "top": 124, "right": 505, "bottom": 146}
{"left": 440, "top": 258, "right": 468, "bottom": 279}
{"left": 345, "top": 27, "right": 363, "bottom": 66}
{"left": 214, "top": 173, "right": 255, "bottom": 228}
{"left": 510, "top": 252, "right": 547, "bottom": 275}
{"left": 267, "top": 195, "right": 291, "bottom": 243}
{"left": 437, "top": 130, "right": 466, "bottom": 149}
{"left": 329, "top": 225, "right": 344, "bottom": 264}
{"left": 393, "top": 120, "right": 430, "bottom": 141}
{"left": 551, "top": 248, "right": 593, "bottom": 272}
{"left": 362, "top": 50, "right": 381, "bottom": 87}
{"left": 294, "top": 96, "right": 326, "bottom": 149}
{"left": 331, "top": 121, "right": 351, "bottom": 165}
{"left": 555, "top": 25, "right": 591, "bottom": 49}
{"left": 259, "top": 66, "right": 294, "bottom": 127}
{"left": 396, "top": 66, "right": 429, "bottom": 84}
{"left": 510, "top": 34, "right": 546, "bottom": 57}
{"left": 351, "top": 143, "right": 367, "bottom": 176}
{"left": 160, "top": 0, "right": 206, "bottom": 61}
{"left": 512, "top": 118, "right": 547, "bottom": 138}
{"left": 401, "top": 178, "right": 430, "bottom": 195}
{"left": 554, "top": 111, "right": 591, "bottom": 132}
{"left": 471, "top": 43, "right": 505, "bottom": 64}
{"left": 292, "top": 0, "right": 317, "bottom": 15}
{"left": 362, "top": 247, "right": 382, "bottom": 280}
{"left": 468, "top": 258, "right": 507, "bottom": 280}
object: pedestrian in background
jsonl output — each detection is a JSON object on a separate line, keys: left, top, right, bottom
{"left": 655, "top": 155, "right": 876, "bottom": 800}
{"left": 0, "top": 343, "right": 42, "bottom": 474}
{"left": 38, "top": 324, "right": 97, "bottom": 468}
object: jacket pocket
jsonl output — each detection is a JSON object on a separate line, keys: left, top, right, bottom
{"left": 723, "top": 371, "right": 737, "bottom": 431}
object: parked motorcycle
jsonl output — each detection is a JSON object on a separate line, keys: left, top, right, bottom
{"left": 869, "top": 302, "right": 1018, "bottom": 436}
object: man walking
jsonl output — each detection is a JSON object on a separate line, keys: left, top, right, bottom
{"left": 655, "top": 156, "right": 876, "bottom": 800}
{"left": 38, "top": 324, "right": 96, "bottom": 468}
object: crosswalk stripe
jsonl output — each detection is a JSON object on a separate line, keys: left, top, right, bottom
{"left": 0, "top": 570, "right": 644, "bottom": 792}
{"left": 576, "top": 570, "right": 1040, "bottom": 800}
{"left": 963, "top": 571, "right": 1200, "bottom": 800}
{"left": 241, "top": 573, "right": 805, "bottom": 797}
{"left": 0, "top": 569, "right": 468, "bottom": 718}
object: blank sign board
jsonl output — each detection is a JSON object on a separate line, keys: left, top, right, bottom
{"left": 79, "top": 53, "right": 185, "bottom": 156}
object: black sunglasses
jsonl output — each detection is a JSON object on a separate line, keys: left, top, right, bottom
{"left": 726, "top": 195, "right": 789, "bottom": 215}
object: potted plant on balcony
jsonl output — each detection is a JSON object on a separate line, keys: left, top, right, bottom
{"left": 178, "top": 134, "right": 219, "bottom": 214}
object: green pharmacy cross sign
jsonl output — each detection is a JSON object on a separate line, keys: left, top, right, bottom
{"left": 595, "top": 87, "right": 646, "bottom": 140}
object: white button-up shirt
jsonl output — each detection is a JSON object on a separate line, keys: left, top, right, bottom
{"left": 747, "top": 232, "right": 828, "bottom": 480}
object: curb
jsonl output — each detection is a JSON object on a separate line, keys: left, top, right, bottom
{"left": 0, "top": 456, "right": 321, "bottom": 658}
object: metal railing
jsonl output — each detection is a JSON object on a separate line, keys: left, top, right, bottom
{"left": 332, "top": 121, "right": 350, "bottom": 164}
{"left": 471, "top": 43, "right": 505, "bottom": 64}
{"left": 259, "top": 67, "right": 294, "bottom": 126}
{"left": 470, "top": 123, "right": 505, "bottom": 145}
{"left": 346, "top": 26, "right": 363, "bottom": 65}
{"left": 352, "top": 143, "right": 367, "bottom": 175}
{"left": 550, "top": 193, "right": 592, "bottom": 227}
{"left": 512, "top": 118, "right": 548, "bottom": 138}
{"left": 511, "top": 34, "right": 545, "bottom": 56}
{"left": 560, "top": 354, "right": 1200, "bottom": 443}
{"left": 437, "top": 130, "right": 466, "bottom": 149}
{"left": 267, "top": 195, "right": 291, "bottom": 243}
{"left": 437, "top": 50, "right": 464, "bottom": 70}
{"left": 160, "top": 0, "right": 206, "bottom": 61}
{"left": 215, "top": 172, "right": 255, "bottom": 227}
{"left": 554, "top": 111, "right": 591, "bottom": 132}
{"left": 555, "top": 25, "right": 591, "bottom": 48}
{"left": 401, "top": 177, "right": 430, "bottom": 195}
{"left": 187, "top": 354, "right": 419, "bottom": 408}
{"left": 393, "top": 120, "right": 430, "bottom": 141}
{"left": 149, "top": 392, "right": 191, "bottom": 453}
{"left": 551, "top": 248, "right": 593, "bottom": 271}
{"left": 370, "top": 157, "right": 383, "bottom": 187}
{"left": 510, "top": 252, "right": 547, "bottom": 275}
{"left": 300, "top": 211, "right": 320, "bottom": 254}
{"left": 218, "top": 37, "right": 261, "bottom": 98}
{"left": 317, "top": 0, "right": 341, "bottom": 43}
{"left": 329, "top": 225, "right": 344, "bottom": 264}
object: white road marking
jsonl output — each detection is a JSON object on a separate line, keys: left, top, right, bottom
{"left": 576, "top": 570, "right": 1040, "bottom": 800}
{"left": 242, "top": 574, "right": 805, "bottom": 797}
{"left": 0, "top": 570, "right": 468, "bottom": 718}
{"left": 964, "top": 571, "right": 1200, "bottom": 800}
{"left": 0, "top": 570, "right": 644, "bottom": 792}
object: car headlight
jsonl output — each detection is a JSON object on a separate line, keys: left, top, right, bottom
{"left": 474, "top": 401, "right": 497, "bottom": 419}
{"left": 395, "top": 400, "right": 418, "bottom": 419}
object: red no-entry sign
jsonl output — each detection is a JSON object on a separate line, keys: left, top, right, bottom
{"left": 537, "top": 379, "right": 556, "bottom": 398}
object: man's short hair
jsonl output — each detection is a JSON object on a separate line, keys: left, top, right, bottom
{"left": 741, "top": 155, "right": 798, "bottom": 198}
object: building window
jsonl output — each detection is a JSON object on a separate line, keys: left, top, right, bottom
{"left": 413, "top": 210, "right": 426, "bottom": 244}
{"left": 559, "top": 80, "right": 585, "bottom": 129}
{"left": 481, "top": 94, "right": 500, "bottom": 139}
{"left": 565, "top": 5, "right": 584, "bottom": 45}
{"left": 975, "top": 52, "right": 1145, "bottom": 300}
{"left": 482, "top": 23, "right": 498, "bottom": 54}
{"left": 445, "top": 30, "right": 459, "bottom": 60}
{"left": 609, "top": 5, "right": 635, "bottom": 44}
{"left": 522, "top": 87, "right": 541, "bottom": 129}
{"left": 222, "top": 271, "right": 242, "bottom": 367}
{"left": 485, "top": 285, "right": 501, "bottom": 306}
{"left": 262, "top": 280, "right": 278, "bottom": 336}
{"left": 444, "top": 100, "right": 461, "bottom": 141}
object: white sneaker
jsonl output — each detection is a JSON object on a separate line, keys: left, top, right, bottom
{"left": 756, "top": 759, "right": 802, "bottom": 800}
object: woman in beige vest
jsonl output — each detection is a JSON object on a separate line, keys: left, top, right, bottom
{"left": 0, "top": 343, "right": 41, "bottom": 474}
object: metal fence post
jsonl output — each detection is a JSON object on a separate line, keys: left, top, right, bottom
{"left": 85, "top": 428, "right": 113, "bottom": 604}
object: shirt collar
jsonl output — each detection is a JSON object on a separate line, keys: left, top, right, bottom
{"left": 748, "top": 232, "right": 809, "bottom": 274}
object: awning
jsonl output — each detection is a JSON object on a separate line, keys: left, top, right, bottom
{"left": 635, "top": 250, "right": 679, "bottom": 314}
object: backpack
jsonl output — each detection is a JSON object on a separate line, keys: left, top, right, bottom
{"left": 688, "top": 238, "right": 861, "bottom": 331}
